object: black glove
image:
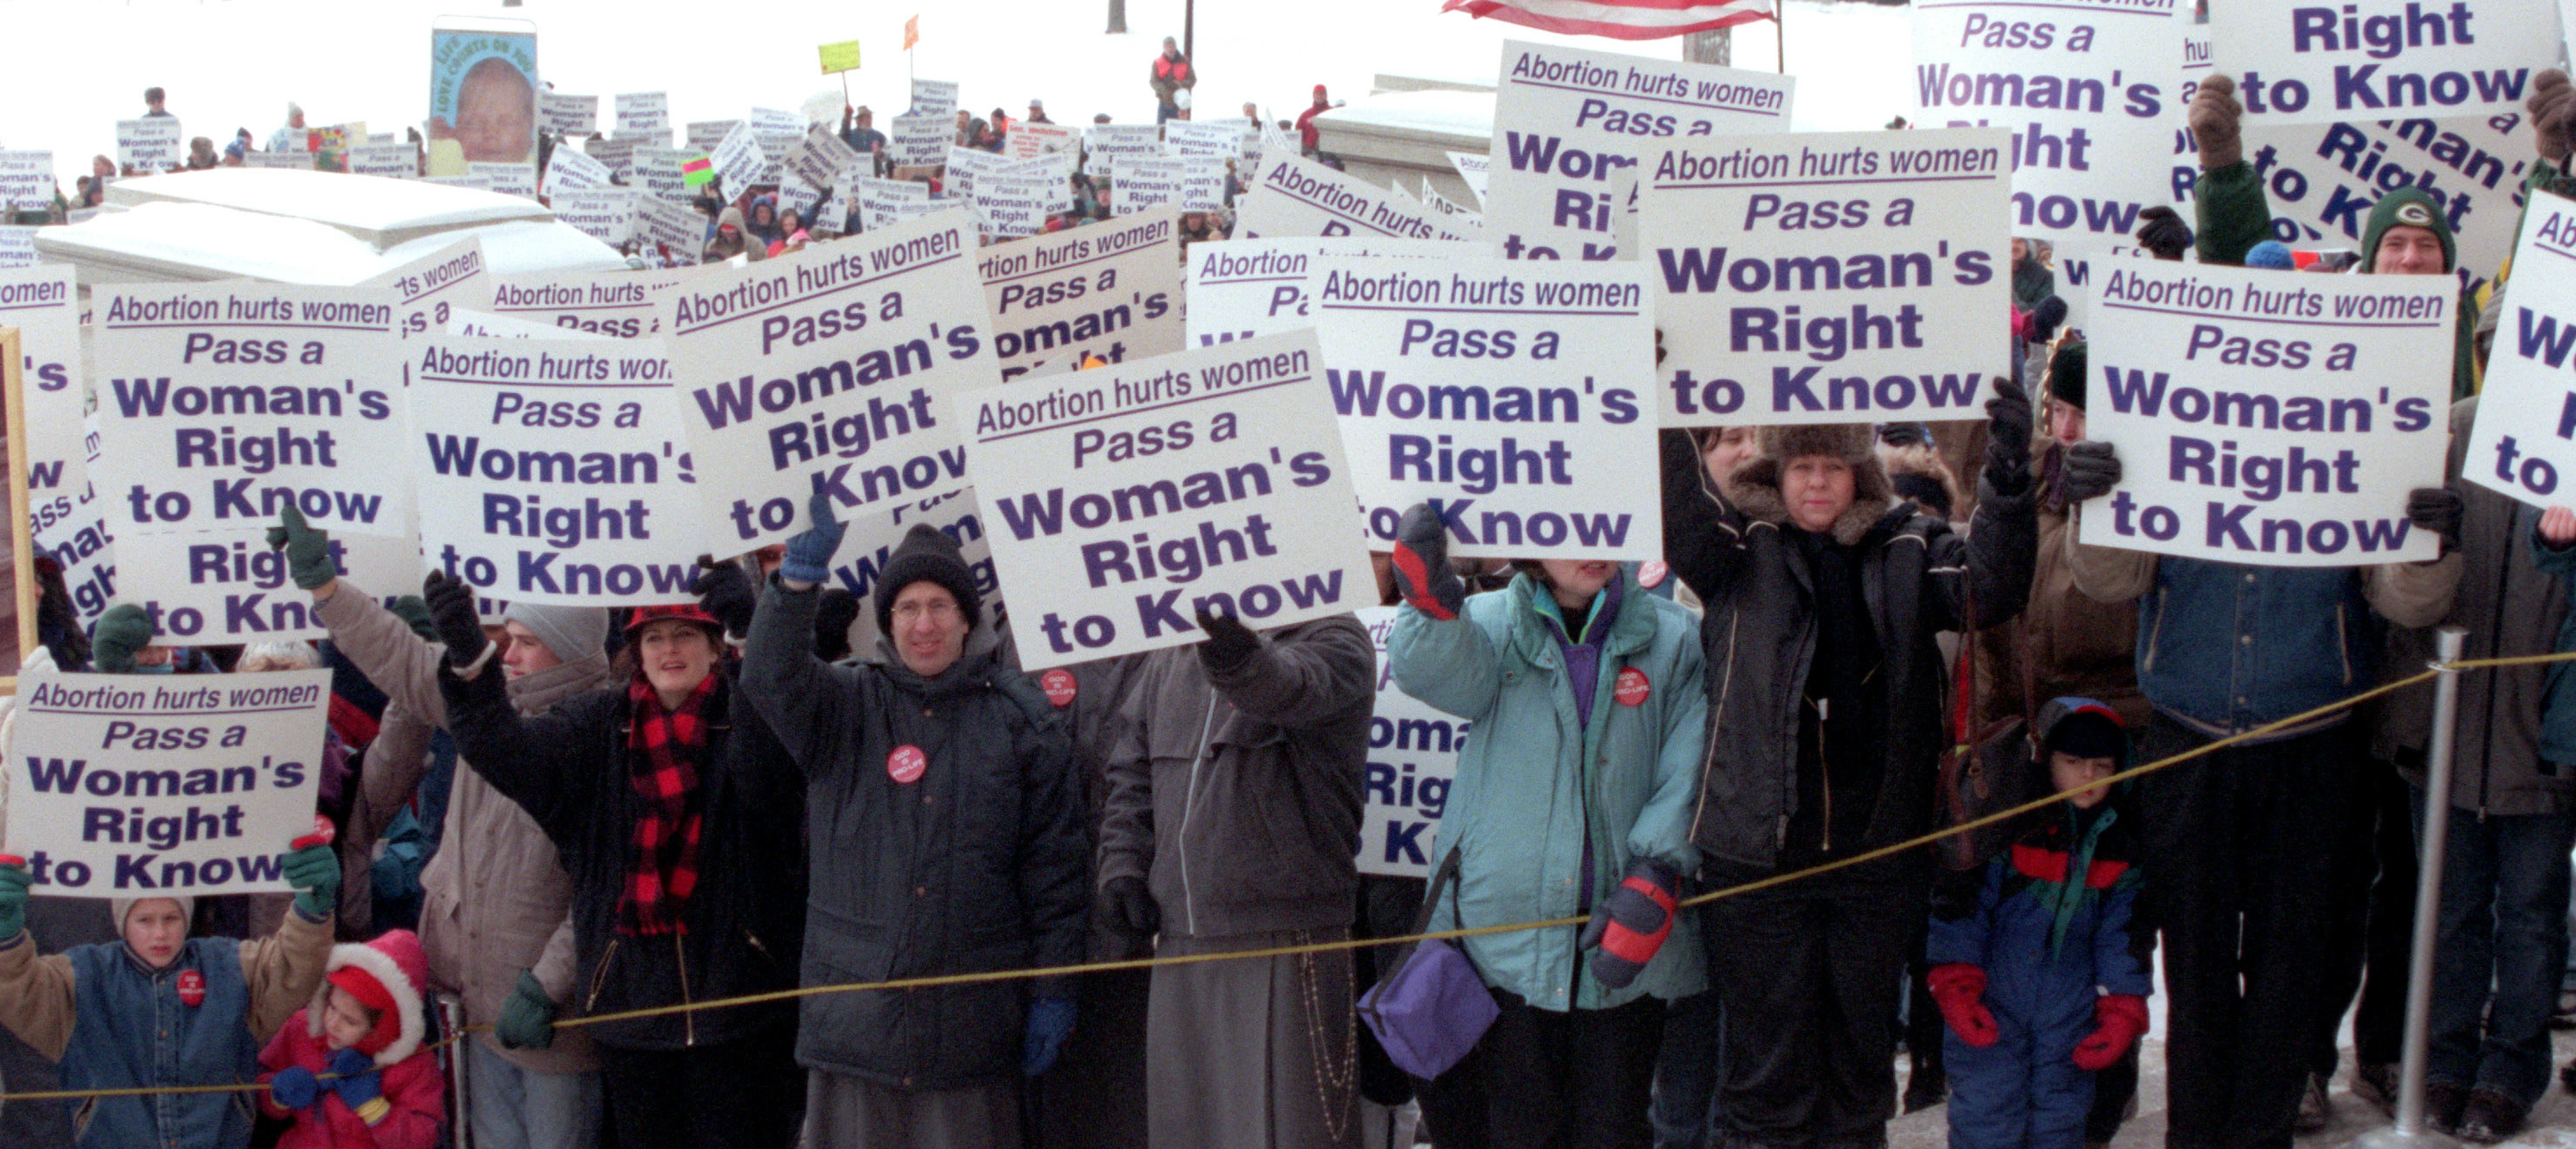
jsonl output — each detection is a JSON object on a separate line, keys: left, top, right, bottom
{"left": 1194, "top": 609, "right": 1260, "bottom": 674}
{"left": 1390, "top": 503, "right": 1465, "bottom": 621}
{"left": 2407, "top": 486, "right": 2465, "bottom": 548}
{"left": 690, "top": 563, "right": 757, "bottom": 639}
{"left": 422, "top": 571, "right": 489, "bottom": 668}
{"left": 814, "top": 590, "right": 861, "bottom": 661}
{"left": 2060, "top": 441, "right": 2123, "bottom": 504}
{"left": 1983, "top": 377, "right": 2033, "bottom": 496}
{"left": 1103, "top": 875, "right": 1160, "bottom": 941}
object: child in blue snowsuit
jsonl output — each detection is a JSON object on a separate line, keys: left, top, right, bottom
{"left": 1928, "top": 698, "right": 2152, "bottom": 1149}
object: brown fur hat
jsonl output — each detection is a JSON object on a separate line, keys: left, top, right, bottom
{"left": 1725, "top": 424, "right": 1895, "bottom": 545}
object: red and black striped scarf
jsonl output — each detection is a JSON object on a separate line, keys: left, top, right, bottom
{"left": 620, "top": 672, "right": 713, "bottom": 937}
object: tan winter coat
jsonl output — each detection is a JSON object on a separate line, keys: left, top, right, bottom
{"left": 319, "top": 583, "right": 606, "bottom": 1074}
{"left": 1975, "top": 441, "right": 2149, "bottom": 731}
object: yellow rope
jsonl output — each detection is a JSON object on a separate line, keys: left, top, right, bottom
{"left": 8, "top": 648, "right": 2553, "bottom": 1103}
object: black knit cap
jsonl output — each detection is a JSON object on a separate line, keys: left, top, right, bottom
{"left": 873, "top": 524, "right": 981, "bottom": 634}
{"left": 2047, "top": 341, "right": 2088, "bottom": 411}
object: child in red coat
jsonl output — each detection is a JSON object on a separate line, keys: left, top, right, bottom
{"left": 258, "top": 929, "right": 445, "bottom": 1149}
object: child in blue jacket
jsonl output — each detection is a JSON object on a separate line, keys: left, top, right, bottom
{"left": 1927, "top": 698, "right": 2152, "bottom": 1149}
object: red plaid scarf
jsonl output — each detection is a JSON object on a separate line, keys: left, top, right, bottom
{"left": 620, "top": 672, "right": 713, "bottom": 937}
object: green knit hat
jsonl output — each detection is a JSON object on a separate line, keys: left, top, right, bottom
{"left": 2361, "top": 188, "right": 2455, "bottom": 274}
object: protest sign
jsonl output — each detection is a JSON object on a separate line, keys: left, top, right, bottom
{"left": 1238, "top": 152, "right": 1484, "bottom": 242}
{"left": 364, "top": 237, "right": 492, "bottom": 342}
{"left": 778, "top": 170, "right": 828, "bottom": 224}
{"left": 7, "top": 668, "right": 331, "bottom": 897}
{"left": 425, "top": 172, "right": 495, "bottom": 193}
{"left": 818, "top": 488, "right": 1002, "bottom": 655}
{"left": 542, "top": 144, "right": 612, "bottom": 197}
{"left": 471, "top": 162, "right": 539, "bottom": 200}
{"left": 1912, "top": 0, "right": 2187, "bottom": 246}
{"left": 116, "top": 117, "right": 184, "bottom": 172}
{"left": 1449, "top": 150, "right": 1491, "bottom": 204}
{"left": 890, "top": 115, "right": 951, "bottom": 167}
{"left": 0, "top": 151, "right": 53, "bottom": 212}
{"left": 750, "top": 108, "right": 806, "bottom": 160}
{"left": 247, "top": 151, "right": 314, "bottom": 170}
{"left": 95, "top": 281, "right": 407, "bottom": 541}
{"left": 552, "top": 190, "right": 636, "bottom": 246}
{"left": 912, "top": 80, "right": 961, "bottom": 122}
{"left": 711, "top": 123, "right": 768, "bottom": 195}
{"left": 2462, "top": 192, "right": 2576, "bottom": 508}
{"left": 1083, "top": 124, "right": 1166, "bottom": 178}
{"left": 1186, "top": 237, "right": 1480, "bottom": 347}
{"left": 660, "top": 210, "right": 991, "bottom": 551}
{"left": 1422, "top": 184, "right": 1482, "bottom": 226}
{"left": 581, "top": 137, "right": 639, "bottom": 177}
{"left": 2078, "top": 260, "right": 2450, "bottom": 565}
{"left": 2235, "top": 114, "right": 2526, "bottom": 298}
{"left": 686, "top": 119, "right": 739, "bottom": 155}
{"left": 1111, "top": 155, "right": 1226, "bottom": 214}
{"left": 1163, "top": 119, "right": 1241, "bottom": 160}
{"left": 539, "top": 92, "right": 598, "bottom": 137}
{"left": 632, "top": 197, "right": 706, "bottom": 265}
{"left": 451, "top": 307, "right": 609, "bottom": 339}
{"left": 1642, "top": 127, "right": 2014, "bottom": 426}
{"left": 819, "top": 40, "right": 863, "bottom": 74}
{"left": 1355, "top": 605, "right": 1461, "bottom": 878}
{"left": 618, "top": 92, "right": 671, "bottom": 140}
{"left": 633, "top": 147, "right": 691, "bottom": 202}
{"left": 104, "top": 529, "right": 425, "bottom": 643}
{"left": 1312, "top": 256, "right": 1660, "bottom": 560}
{"left": 942, "top": 146, "right": 1013, "bottom": 198}
{"left": 409, "top": 334, "right": 704, "bottom": 605}
{"left": 786, "top": 125, "right": 862, "bottom": 191}
{"left": 1010, "top": 122, "right": 1077, "bottom": 162}
{"left": 978, "top": 207, "right": 1183, "bottom": 379}
{"left": 426, "top": 29, "right": 538, "bottom": 176}
{"left": 6, "top": 266, "right": 100, "bottom": 616}
{"left": 2215, "top": 0, "right": 2558, "bottom": 128}
{"left": 967, "top": 171, "right": 1057, "bottom": 237}
{"left": 858, "top": 176, "right": 939, "bottom": 230}
{"left": 0, "top": 227, "right": 37, "bottom": 270}
{"left": 348, "top": 143, "right": 418, "bottom": 180}
{"left": 955, "top": 331, "right": 1373, "bottom": 670}
{"left": 1486, "top": 40, "right": 1795, "bottom": 262}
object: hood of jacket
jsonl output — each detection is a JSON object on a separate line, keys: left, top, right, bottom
{"left": 1724, "top": 423, "right": 1895, "bottom": 546}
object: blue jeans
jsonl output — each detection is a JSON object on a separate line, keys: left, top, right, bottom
{"left": 466, "top": 1039, "right": 604, "bottom": 1149}
{"left": 1650, "top": 990, "right": 1723, "bottom": 1149}
{"left": 2416, "top": 789, "right": 2576, "bottom": 1108}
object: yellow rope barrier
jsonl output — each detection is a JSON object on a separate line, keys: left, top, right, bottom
{"left": 9, "top": 649, "right": 2557, "bottom": 1104}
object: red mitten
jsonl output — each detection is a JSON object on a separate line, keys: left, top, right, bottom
{"left": 2071, "top": 993, "right": 2149, "bottom": 1071}
{"left": 1927, "top": 964, "right": 2000, "bottom": 1048}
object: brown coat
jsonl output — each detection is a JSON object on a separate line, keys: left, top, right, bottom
{"left": 0, "top": 905, "right": 331, "bottom": 1060}
{"left": 318, "top": 583, "right": 606, "bottom": 1074}
{"left": 1975, "top": 443, "right": 2149, "bottom": 730}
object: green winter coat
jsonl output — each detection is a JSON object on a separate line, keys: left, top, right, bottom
{"left": 1388, "top": 566, "right": 1708, "bottom": 1011}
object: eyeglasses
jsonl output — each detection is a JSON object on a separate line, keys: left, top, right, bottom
{"left": 892, "top": 600, "right": 962, "bottom": 624}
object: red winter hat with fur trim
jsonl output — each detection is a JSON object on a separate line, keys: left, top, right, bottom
{"left": 312, "top": 929, "right": 429, "bottom": 1065}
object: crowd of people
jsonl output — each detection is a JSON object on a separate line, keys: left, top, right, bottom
{"left": 18, "top": 24, "right": 2576, "bottom": 1149}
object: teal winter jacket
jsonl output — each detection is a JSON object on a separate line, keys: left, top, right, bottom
{"left": 1388, "top": 565, "right": 1708, "bottom": 1011}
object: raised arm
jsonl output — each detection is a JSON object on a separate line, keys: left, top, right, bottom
{"left": 1201, "top": 614, "right": 1375, "bottom": 731}
{"left": 1387, "top": 598, "right": 1504, "bottom": 721}
{"left": 1661, "top": 428, "right": 1748, "bottom": 602}
{"left": 740, "top": 575, "right": 870, "bottom": 778}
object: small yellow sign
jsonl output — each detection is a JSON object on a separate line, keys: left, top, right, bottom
{"left": 818, "top": 40, "right": 862, "bottom": 75}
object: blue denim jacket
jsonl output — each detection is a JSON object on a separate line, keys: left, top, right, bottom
{"left": 62, "top": 939, "right": 257, "bottom": 1149}
{"left": 2136, "top": 557, "right": 2380, "bottom": 738}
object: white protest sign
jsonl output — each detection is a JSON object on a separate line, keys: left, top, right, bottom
{"left": 979, "top": 207, "right": 1184, "bottom": 380}
{"left": 633, "top": 147, "right": 692, "bottom": 202}
{"left": 967, "top": 171, "right": 1057, "bottom": 237}
{"left": 8, "top": 669, "right": 330, "bottom": 897}
{"left": 661, "top": 210, "right": 991, "bottom": 551}
{"left": 2236, "top": 114, "right": 2525, "bottom": 299}
{"left": 426, "top": 173, "right": 496, "bottom": 192}
{"left": 1356, "top": 605, "right": 1462, "bottom": 878}
{"left": 1643, "top": 128, "right": 2013, "bottom": 427}
{"left": 890, "top": 115, "right": 951, "bottom": 167}
{"left": 471, "top": 162, "right": 539, "bottom": 200}
{"left": 581, "top": 137, "right": 639, "bottom": 177}
{"left": 362, "top": 237, "right": 492, "bottom": 342}
{"left": 2462, "top": 192, "right": 2576, "bottom": 507}
{"left": 711, "top": 123, "right": 767, "bottom": 195}
{"left": 1163, "top": 119, "right": 1242, "bottom": 160}
{"left": 0, "top": 151, "right": 54, "bottom": 211}
{"left": 632, "top": 197, "right": 706, "bottom": 264}
{"left": 2078, "top": 261, "right": 2449, "bottom": 564}
{"left": 818, "top": 488, "right": 1001, "bottom": 655}
{"left": 115, "top": 118, "right": 183, "bottom": 172}
{"left": 617, "top": 92, "right": 672, "bottom": 139}
{"left": 348, "top": 143, "right": 417, "bottom": 180}
{"left": 1449, "top": 151, "right": 1491, "bottom": 205}
{"left": 911, "top": 80, "right": 961, "bottom": 122}
{"left": 1083, "top": 124, "right": 1167, "bottom": 178}
{"left": 956, "top": 331, "right": 1373, "bottom": 670}
{"left": 860, "top": 177, "right": 940, "bottom": 230}
{"left": 250, "top": 151, "right": 318, "bottom": 172}
{"left": 2216, "top": 0, "right": 2558, "bottom": 128}
{"left": 1010, "top": 122, "right": 1078, "bottom": 162}
{"left": 943, "top": 146, "right": 1013, "bottom": 198}
{"left": 686, "top": 120, "right": 739, "bottom": 156}
{"left": 1113, "top": 155, "right": 1226, "bottom": 214}
{"left": 0, "top": 228, "right": 32, "bottom": 269}
{"left": 748, "top": 109, "right": 804, "bottom": 184}
{"left": 1487, "top": 41, "right": 1794, "bottom": 262}
{"left": 451, "top": 308, "right": 609, "bottom": 339}
{"left": 96, "top": 282, "right": 406, "bottom": 540}
{"left": 1186, "top": 238, "right": 1483, "bottom": 348}
{"left": 542, "top": 144, "right": 612, "bottom": 197}
{"left": 410, "top": 334, "right": 703, "bottom": 605}
{"left": 1913, "top": 0, "right": 2187, "bottom": 246}
{"left": 7, "top": 267, "right": 99, "bottom": 619}
{"left": 539, "top": 93, "right": 599, "bottom": 137}
{"left": 1313, "top": 256, "right": 1660, "bottom": 560}
{"left": 778, "top": 169, "right": 827, "bottom": 224}
{"left": 786, "top": 125, "right": 862, "bottom": 192}
{"left": 552, "top": 190, "right": 636, "bottom": 246}
{"left": 1239, "top": 152, "right": 1484, "bottom": 243}
{"left": 104, "top": 528, "right": 423, "bottom": 643}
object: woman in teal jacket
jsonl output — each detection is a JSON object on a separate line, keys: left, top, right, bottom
{"left": 1387, "top": 514, "right": 1709, "bottom": 1149}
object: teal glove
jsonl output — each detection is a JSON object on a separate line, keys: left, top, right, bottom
{"left": 779, "top": 491, "right": 845, "bottom": 585}
{"left": 0, "top": 863, "right": 28, "bottom": 942}
{"left": 495, "top": 970, "right": 559, "bottom": 1050}
{"left": 90, "top": 604, "right": 154, "bottom": 673}
{"left": 281, "top": 842, "right": 339, "bottom": 919}
{"left": 264, "top": 506, "right": 338, "bottom": 591}
{"left": 387, "top": 596, "right": 437, "bottom": 641}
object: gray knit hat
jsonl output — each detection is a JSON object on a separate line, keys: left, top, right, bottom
{"left": 502, "top": 602, "right": 608, "bottom": 664}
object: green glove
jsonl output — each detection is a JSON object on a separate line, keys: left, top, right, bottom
{"left": 264, "top": 506, "right": 338, "bottom": 591}
{"left": 388, "top": 596, "right": 438, "bottom": 641}
{"left": 90, "top": 604, "right": 155, "bottom": 673}
{"left": 281, "top": 843, "right": 339, "bottom": 919}
{"left": 0, "top": 863, "right": 29, "bottom": 942}
{"left": 495, "top": 970, "right": 559, "bottom": 1050}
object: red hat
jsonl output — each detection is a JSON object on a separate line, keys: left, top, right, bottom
{"left": 624, "top": 602, "right": 724, "bottom": 637}
{"left": 311, "top": 930, "right": 429, "bottom": 1065}
{"left": 1314, "top": 84, "right": 1328, "bottom": 94}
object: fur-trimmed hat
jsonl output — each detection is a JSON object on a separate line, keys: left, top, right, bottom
{"left": 310, "top": 929, "right": 429, "bottom": 1067}
{"left": 1724, "top": 424, "right": 1895, "bottom": 545}
{"left": 1880, "top": 443, "right": 1964, "bottom": 521}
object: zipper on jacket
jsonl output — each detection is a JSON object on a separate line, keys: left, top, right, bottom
{"left": 585, "top": 937, "right": 623, "bottom": 1013}
{"left": 1175, "top": 695, "right": 1220, "bottom": 939}
{"left": 2335, "top": 604, "right": 2352, "bottom": 685}
{"left": 743, "top": 927, "right": 773, "bottom": 965}
{"left": 1815, "top": 696, "right": 1832, "bottom": 853}
{"left": 675, "top": 932, "right": 696, "bottom": 1047}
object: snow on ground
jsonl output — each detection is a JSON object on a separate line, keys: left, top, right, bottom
{"left": 0, "top": 0, "right": 1910, "bottom": 191}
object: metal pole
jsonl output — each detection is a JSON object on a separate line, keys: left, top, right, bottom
{"left": 439, "top": 994, "right": 475, "bottom": 1149}
{"left": 2355, "top": 625, "right": 2466, "bottom": 1149}
{"left": 1184, "top": 0, "right": 1196, "bottom": 76}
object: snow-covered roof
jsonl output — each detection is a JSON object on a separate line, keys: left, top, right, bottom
{"left": 1313, "top": 90, "right": 1494, "bottom": 174}
{"left": 102, "top": 167, "right": 552, "bottom": 247}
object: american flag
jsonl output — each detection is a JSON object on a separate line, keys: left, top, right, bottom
{"left": 1442, "top": 0, "right": 1776, "bottom": 40}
